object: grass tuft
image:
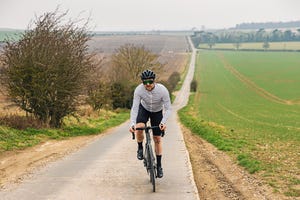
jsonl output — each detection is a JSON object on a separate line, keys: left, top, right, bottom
{"left": 237, "top": 154, "right": 261, "bottom": 174}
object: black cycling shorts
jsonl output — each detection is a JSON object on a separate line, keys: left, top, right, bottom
{"left": 136, "top": 104, "right": 163, "bottom": 136}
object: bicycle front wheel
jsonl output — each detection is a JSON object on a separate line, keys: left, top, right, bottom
{"left": 147, "top": 146, "right": 156, "bottom": 192}
{"left": 150, "top": 164, "right": 155, "bottom": 192}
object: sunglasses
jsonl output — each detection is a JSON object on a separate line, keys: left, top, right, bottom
{"left": 143, "top": 80, "right": 154, "bottom": 85}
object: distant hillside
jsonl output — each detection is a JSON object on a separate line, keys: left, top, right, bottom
{"left": 233, "top": 21, "right": 300, "bottom": 30}
{"left": 0, "top": 29, "right": 24, "bottom": 42}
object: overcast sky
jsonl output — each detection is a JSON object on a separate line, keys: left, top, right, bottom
{"left": 0, "top": 0, "right": 299, "bottom": 31}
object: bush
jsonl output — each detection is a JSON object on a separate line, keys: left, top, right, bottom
{"left": 87, "top": 81, "right": 112, "bottom": 110}
{"left": 190, "top": 79, "right": 198, "bottom": 92}
{"left": 0, "top": 10, "right": 95, "bottom": 128}
{"left": 111, "top": 81, "right": 135, "bottom": 109}
{"left": 167, "top": 71, "right": 181, "bottom": 92}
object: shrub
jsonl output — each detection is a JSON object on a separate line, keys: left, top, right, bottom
{"left": 190, "top": 79, "right": 198, "bottom": 92}
{"left": 167, "top": 71, "right": 181, "bottom": 92}
{"left": 0, "top": 10, "right": 95, "bottom": 128}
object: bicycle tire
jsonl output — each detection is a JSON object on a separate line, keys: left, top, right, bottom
{"left": 150, "top": 164, "right": 155, "bottom": 192}
{"left": 148, "top": 145, "right": 156, "bottom": 192}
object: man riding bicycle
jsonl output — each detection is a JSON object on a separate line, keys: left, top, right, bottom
{"left": 129, "top": 69, "right": 171, "bottom": 178}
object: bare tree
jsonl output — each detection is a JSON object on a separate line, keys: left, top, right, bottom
{"left": 0, "top": 9, "right": 95, "bottom": 128}
{"left": 89, "top": 44, "right": 164, "bottom": 110}
{"left": 111, "top": 44, "right": 163, "bottom": 83}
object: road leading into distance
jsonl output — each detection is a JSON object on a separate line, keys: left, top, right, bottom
{"left": 0, "top": 37, "right": 198, "bottom": 200}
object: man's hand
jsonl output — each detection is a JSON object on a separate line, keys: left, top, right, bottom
{"left": 159, "top": 123, "right": 166, "bottom": 131}
{"left": 129, "top": 126, "right": 135, "bottom": 140}
{"left": 160, "top": 123, "right": 166, "bottom": 137}
{"left": 129, "top": 125, "right": 135, "bottom": 133}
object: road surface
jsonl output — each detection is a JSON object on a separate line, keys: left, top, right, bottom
{"left": 0, "top": 37, "right": 198, "bottom": 200}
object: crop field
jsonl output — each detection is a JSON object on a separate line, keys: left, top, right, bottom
{"left": 198, "top": 41, "right": 300, "bottom": 51}
{"left": 89, "top": 35, "right": 190, "bottom": 54}
{"left": 183, "top": 50, "right": 300, "bottom": 196}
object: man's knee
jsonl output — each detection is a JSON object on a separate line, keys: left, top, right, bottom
{"left": 135, "top": 123, "right": 145, "bottom": 134}
{"left": 153, "top": 136, "right": 161, "bottom": 144}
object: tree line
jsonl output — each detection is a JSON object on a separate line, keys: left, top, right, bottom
{"left": 191, "top": 28, "right": 300, "bottom": 48}
{"left": 234, "top": 21, "right": 300, "bottom": 30}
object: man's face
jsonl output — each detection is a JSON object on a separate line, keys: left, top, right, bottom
{"left": 142, "top": 79, "right": 155, "bottom": 91}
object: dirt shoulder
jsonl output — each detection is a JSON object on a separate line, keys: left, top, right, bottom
{"left": 0, "top": 124, "right": 290, "bottom": 200}
{"left": 181, "top": 124, "right": 289, "bottom": 200}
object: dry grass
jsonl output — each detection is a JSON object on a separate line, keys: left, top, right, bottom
{"left": 0, "top": 115, "right": 45, "bottom": 129}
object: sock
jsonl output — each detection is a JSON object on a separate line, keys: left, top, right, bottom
{"left": 156, "top": 155, "right": 162, "bottom": 168}
{"left": 138, "top": 142, "right": 143, "bottom": 150}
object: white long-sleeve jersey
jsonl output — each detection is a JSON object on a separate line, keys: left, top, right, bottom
{"left": 130, "top": 83, "right": 172, "bottom": 126}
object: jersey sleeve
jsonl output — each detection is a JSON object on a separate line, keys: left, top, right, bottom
{"left": 130, "top": 86, "right": 141, "bottom": 127}
{"left": 160, "top": 86, "right": 172, "bottom": 124}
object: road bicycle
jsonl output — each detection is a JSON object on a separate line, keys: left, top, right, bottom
{"left": 132, "top": 125, "right": 164, "bottom": 192}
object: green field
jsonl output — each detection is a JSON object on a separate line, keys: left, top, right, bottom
{"left": 198, "top": 41, "right": 300, "bottom": 51}
{"left": 179, "top": 50, "right": 300, "bottom": 197}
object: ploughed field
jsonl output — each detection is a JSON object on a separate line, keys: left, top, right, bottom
{"left": 88, "top": 35, "right": 190, "bottom": 54}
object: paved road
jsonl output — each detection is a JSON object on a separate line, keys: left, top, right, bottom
{"left": 0, "top": 37, "right": 198, "bottom": 200}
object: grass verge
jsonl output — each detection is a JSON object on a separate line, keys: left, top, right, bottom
{"left": 0, "top": 109, "right": 129, "bottom": 152}
{"left": 178, "top": 100, "right": 262, "bottom": 174}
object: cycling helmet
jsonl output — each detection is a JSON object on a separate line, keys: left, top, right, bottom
{"left": 140, "top": 69, "right": 156, "bottom": 80}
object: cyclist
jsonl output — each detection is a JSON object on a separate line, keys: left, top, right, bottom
{"left": 129, "top": 69, "right": 171, "bottom": 178}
